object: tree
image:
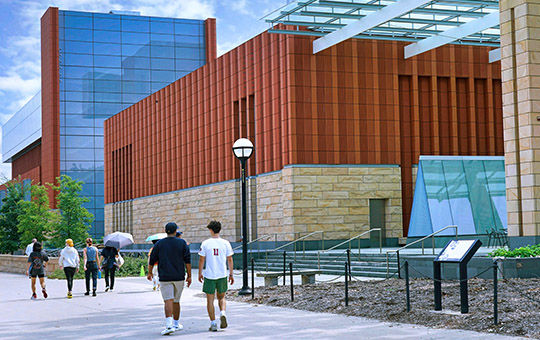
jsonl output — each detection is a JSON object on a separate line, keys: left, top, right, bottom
{"left": 17, "top": 184, "right": 58, "bottom": 247}
{"left": 50, "top": 175, "right": 93, "bottom": 248}
{"left": 0, "top": 179, "right": 29, "bottom": 254}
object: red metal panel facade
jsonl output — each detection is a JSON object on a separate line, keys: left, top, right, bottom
{"left": 40, "top": 7, "right": 60, "bottom": 204}
{"left": 12, "top": 144, "right": 42, "bottom": 183}
{"left": 104, "top": 32, "right": 503, "bottom": 235}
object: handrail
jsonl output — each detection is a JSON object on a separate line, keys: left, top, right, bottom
{"left": 271, "top": 231, "right": 323, "bottom": 253}
{"left": 317, "top": 228, "right": 381, "bottom": 269}
{"left": 232, "top": 231, "right": 298, "bottom": 251}
{"left": 263, "top": 230, "right": 324, "bottom": 271}
{"left": 385, "top": 225, "right": 458, "bottom": 278}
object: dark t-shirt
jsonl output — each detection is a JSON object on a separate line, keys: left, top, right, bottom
{"left": 28, "top": 251, "right": 49, "bottom": 274}
{"left": 101, "top": 247, "right": 118, "bottom": 269}
{"left": 149, "top": 237, "right": 191, "bottom": 282}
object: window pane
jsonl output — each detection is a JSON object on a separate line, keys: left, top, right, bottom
{"left": 175, "top": 34, "right": 202, "bottom": 45}
{"left": 93, "top": 16, "right": 120, "bottom": 31}
{"left": 93, "top": 30, "right": 121, "bottom": 43}
{"left": 174, "top": 22, "right": 200, "bottom": 35}
{"left": 94, "top": 79, "right": 121, "bottom": 92}
{"left": 94, "top": 102, "right": 123, "bottom": 116}
{"left": 65, "top": 136, "right": 94, "bottom": 148}
{"left": 64, "top": 91, "right": 94, "bottom": 102}
{"left": 123, "top": 69, "right": 150, "bottom": 81}
{"left": 151, "top": 33, "right": 174, "bottom": 46}
{"left": 151, "top": 82, "right": 170, "bottom": 92}
{"left": 64, "top": 15, "right": 92, "bottom": 29}
{"left": 94, "top": 67, "right": 121, "bottom": 81}
{"left": 122, "top": 81, "right": 151, "bottom": 94}
{"left": 175, "top": 59, "right": 203, "bottom": 71}
{"left": 65, "top": 101, "right": 94, "bottom": 114}
{"left": 151, "top": 70, "right": 177, "bottom": 83}
{"left": 93, "top": 42, "right": 121, "bottom": 56}
{"left": 122, "top": 56, "right": 150, "bottom": 69}
{"left": 63, "top": 78, "right": 94, "bottom": 92}
{"left": 65, "top": 127, "right": 94, "bottom": 135}
{"left": 64, "top": 28, "right": 93, "bottom": 42}
{"left": 151, "top": 45, "right": 174, "bottom": 58}
{"left": 64, "top": 41, "right": 93, "bottom": 54}
{"left": 121, "top": 18, "right": 150, "bottom": 32}
{"left": 64, "top": 53, "right": 93, "bottom": 67}
{"left": 442, "top": 161, "right": 475, "bottom": 235}
{"left": 94, "top": 55, "right": 121, "bottom": 68}
{"left": 64, "top": 148, "right": 95, "bottom": 161}
{"left": 422, "top": 160, "right": 454, "bottom": 234}
{"left": 122, "top": 44, "right": 150, "bottom": 57}
{"left": 175, "top": 47, "right": 202, "bottom": 59}
{"left": 151, "top": 20, "right": 173, "bottom": 34}
{"left": 463, "top": 160, "right": 495, "bottom": 235}
{"left": 64, "top": 115, "right": 94, "bottom": 128}
{"left": 95, "top": 92, "right": 122, "bottom": 102}
{"left": 64, "top": 170, "right": 95, "bottom": 183}
{"left": 151, "top": 58, "right": 174, "bottom": 70}
{"left": 63, "top": 66, "right": 94, "bottom": 79}
{"left": 122, "top": 31, "right": 150, "bottom": 45}
{"left": 122, "top": 93, "right": 147, "bottom": 103}
{"left": 483, "top": 160, "right": 507, "bottom": 231}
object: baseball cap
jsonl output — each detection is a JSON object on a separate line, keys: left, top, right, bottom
{"left": 165, "top": 222, "right": 178, "bottom": 234}
{"left": 176, "top": 231, "right": 183, "bottom": 237}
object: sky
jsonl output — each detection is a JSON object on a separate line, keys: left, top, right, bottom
{"left": 0, "top": 0, "right": 289, "bottom": 180}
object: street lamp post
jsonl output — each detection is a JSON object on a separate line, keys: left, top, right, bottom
{"left": 232, "top": 138, "right": 254, "bottom": 296}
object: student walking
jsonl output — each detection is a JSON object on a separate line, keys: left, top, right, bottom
{"left": 26, "top": 242, "right": 49, "bottom": 300}
{"left": 198, "top": 220, "right": 234, "bottom": 332}
{"left": 148, "top": 222, "right": 191, "bottom": 336}
{"left": 100, "top": 245, "right": 119, "bottom": 292}
{"left": 148, "top": 240, "right": 160, "bottom": 291}
{"left": 58, "top": 238, "right": 80, "bottom": 298}
{"left": 83, "top": 238, "right": 100, "bottom": 296}
{"left": 25, "top": 238, "right": 37, "bottom": 256}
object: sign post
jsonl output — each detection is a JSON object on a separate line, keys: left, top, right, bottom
{"left": 433, "top": 239, "right": 482, "bottom": 314}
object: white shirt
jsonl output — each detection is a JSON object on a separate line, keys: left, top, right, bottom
{"left": 59, "top": 246, "right": 80, "bottom": 268}
{"left": 25, "top": 243, "right": 35, "bottom": 256}
{"left": 198, "top": 237, "right": 234, "bottom": 280}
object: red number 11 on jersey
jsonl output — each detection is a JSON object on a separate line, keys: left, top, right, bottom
{"left": 213, "top": 249, "right": 219, "bottom": 256}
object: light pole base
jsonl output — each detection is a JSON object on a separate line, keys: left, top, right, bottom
{"left": 238, "top": 286, "right": 252, "bottom": 296}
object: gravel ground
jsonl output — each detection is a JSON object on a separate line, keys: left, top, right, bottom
{"left": 228, "top": 278, "right": 540, "bottom": 338}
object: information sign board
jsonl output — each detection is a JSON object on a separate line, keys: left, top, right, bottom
{"left": 436, "top": 240, "right": 477, "bottom": 262}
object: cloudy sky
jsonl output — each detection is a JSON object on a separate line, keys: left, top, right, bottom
{"left": 0, "top": 0, "right": 288, "bottom": 179}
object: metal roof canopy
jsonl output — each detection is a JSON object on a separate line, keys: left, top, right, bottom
{"left": 263, "top": 0, "right": 500, "bottom": 60}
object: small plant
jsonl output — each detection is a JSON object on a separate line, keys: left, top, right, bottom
{"left": 488, "top": 244, "right": 540, "bottom": 258}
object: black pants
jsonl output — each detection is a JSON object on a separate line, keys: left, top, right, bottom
{"left": 64, "top": 267, "right": 76, "bottom": 291}
{"left": 85, "top": 261, "right": 98, "bottom": 292}
{"left": 104, "top": 266, "right": 116, "bottom": 289}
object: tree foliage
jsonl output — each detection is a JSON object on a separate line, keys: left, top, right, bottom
{"left": 17, "top": 184, "right": 58, "bottom": 246}
{"left": 49, "top": 175, "right": 93, "bottom": 248}
{"left": 0, "top": 179, "right": 29, "bottom": 253}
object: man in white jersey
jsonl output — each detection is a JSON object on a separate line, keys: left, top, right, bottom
{"left": 198, "top": 220, "right": 234, "bottom": 332}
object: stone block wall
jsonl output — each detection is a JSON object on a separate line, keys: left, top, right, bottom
{"left": 105, "top": 165, "right": 403, "bottom": 244}
{"left": 0, "top": 255, "right": 60, "bottom": 275}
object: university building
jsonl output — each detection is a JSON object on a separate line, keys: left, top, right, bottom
{"left": 2, "top": 7, "right": 215, "bottom": 236}
{"left": 104, "top": 27, "right": 503, "bottom": 245}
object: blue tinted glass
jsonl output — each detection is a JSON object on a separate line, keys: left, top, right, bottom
{"left": 174, "top": 22, "right": 200, "bottom": 35}
{"left": 151, "top": 34, "right": 174, "bottom": 45}
{"left": 94, "top": 67, "right": 121, "bottom": 80}
{"left": 65, "top": 136, "right": 94, "bottom": 148}
{"left": 64, "top": 15, "right": 92, "bottom": 29}
{"left": 64, "top": 91, "right": 93, "bottom": 102}
{"left": 64, "top": 170, "right": 95, "bottom": 184}
{"left": 95, "top": 92, "right": 121, "bottom": 102}
{"left": 65, "top": 101, "right": 94, "bottom": 114}
{"left": 93, "top": 30, "right": 121, "bottom": 43}
{"left": 463, "top": 160, "right": 496, "bottom": 234}
{"left": 151, "top": 19, "right": 173, "bottom": 33}
{"left": 175, "top": 71, "right": 189, "bottom": 79}
{"left": 483, "top": 160, "right": 507, "bottom": 230}
{"left": 121, "top": 18, "right": 150, "bottom": 32}
{"left": 94, "top": 102, "right": 123, "bottom": 116}
{"left": 65, "top": 127, "right": 94, "bottom": 135}
{"left": 64, "top": 41, "right": 93, "bottom": 54}
{"left": 151, "top": 82, "right": 170, "bottom": 92}
{"left": 123, "top": 69, "right": 150, "bottom": 81}
{"left": 93, "top": 16, "right": 120, "bottom": 31}
{"left": 65, "top": 28, "right": 93, "bottom": 41}
{"left": 94, "top": 79, "right": 121, "bottom": 92}
{"left": 94, "top": 137, "right": 104, "bottom": 149}
{"left": 151, "top": 70, "right": 177, "bottom": 83}
{"left": 64, "top": 115, "right": 94, "bottom": 128}
{"left": 122, "top": 81, "right": 151, "bottom": 94}
{"left": 175, "top": 34, "right": 201, "bottom": 45}
{"left": 64, "top": 148, "right": 95, "bottom": 161}
{"left": 95, "top": 170, "right": 104, "bottom": 183}
{"left": 422, "top": 160, "right": 454, "bottom": 234}
{"left": 94, "top": 117, "right": 106, "bottom": 128}
{"left": 64, "top": 78, "right": 94, "bottom": 92}
{"left": 122, "top": 56, "right": 150, "bottom": 69}
{"left": 122, "top": 93, "right": 147, "bottom": 103}
{"left": 122, "top": 31, "right": 150, "bottom": 45}
{"left": 95, "top": 184, "right": 104, "bottom": 196}
{"left": 94, "top": 209, "right": 105, "bottom": 222}
{"left": 63, "top": 66, "right": 94, "bottom": 79}
{"left": 175, "top": 59, "right": 203, "bottom": 71}
{"left": 175, "top": 47, "right": 202, "bottom": 59}
{"left": 81, "top": 182, "right": 95, "bottom": 196}
{"left": 151, "top": 45, "right": 174, "bottom": 58}
{"left": 64, "top": 53, "right": 93, "bottom": 67}
{"left": 59, "top": 13, "right": 65, "bottom": 28}
{"left": 94, "top": 43, "right": 121, "bottom": 55}
{"left": 151, "top": 58, "right": 175, "bottom": 70}
{"left": 94, "top": 55, "right": 121, "bottom": 68}
{"left": 442, "top": 161, "right": 476, "bottom": 235}
{"left": 122, "top": 44, "right": 150, "bottom": 57}
{"left": 94, "top": 161, "right": 104, "bottom": 170}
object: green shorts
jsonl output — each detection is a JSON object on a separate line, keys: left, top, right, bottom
{"left": 202, "top": 277, "right": 228, "bottom": 295}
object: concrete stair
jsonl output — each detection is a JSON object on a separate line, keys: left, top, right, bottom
{"left": 252, "top": 251, "right": 398, "bottom": 278}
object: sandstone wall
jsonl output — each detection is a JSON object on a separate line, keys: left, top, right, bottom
{"left": 0, "top": 255, "right": 61, "bottom": 275}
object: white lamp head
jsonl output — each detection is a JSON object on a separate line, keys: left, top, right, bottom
{"left": 232, "top": 138, "right": 254, "bottom": 160}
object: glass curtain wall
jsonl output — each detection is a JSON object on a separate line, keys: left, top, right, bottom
{"left": 408, "top": 156, "right": 507, "bottom": 237}
{"left": 58, "top": 10, "right": 206, "bottom": 237}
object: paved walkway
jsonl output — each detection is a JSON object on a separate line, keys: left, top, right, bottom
{"left": 0, "top": 272, "right": 525, "bottom": 340}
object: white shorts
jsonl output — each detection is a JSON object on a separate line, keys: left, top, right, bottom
{"left": 160, "top": 281, "right": 184, "bottom": 302}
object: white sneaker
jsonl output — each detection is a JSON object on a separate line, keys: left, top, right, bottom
{"left": 174, "top": 324, "right": 183, "bottom": 331}
{"left": 209, "top": 322, "right": 218, "bottom": 332}
{"left": 161, "top": 326, "right": 175, "bottom": 336}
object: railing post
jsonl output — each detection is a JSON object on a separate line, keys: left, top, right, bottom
{"left": 346, "top": 249, "right": 352, "bottom": 282}
{"left": 379, "top": 228, "right": 382, "bottom": 254}
{"left": 422, "top": 239, "right": 424, "bottom": 255}
{"left": 405, "top": 260, "right": 410, "bottom": 312}
{"left": 317, "top": 251, "right": 320, "bottom": 270}
{"left": 322, "top": 231, "right": 325, "bottom": 251}
{"left": 251, "top": 257, "right": 255, "bottom": 300}
{"left": 283, "top": 251, "right": 286, "bottom": 286}
{"left": 397, "top": 251, "right": 401, "bottom": 279}
{"left": 265, "top": 251, "right": 268, "bottom": 272}
{"left": 358, "top": 238, "right": 361, "bottom": 261}
{"left": 493, "top": 260, "right": 498, "bottom": 325}
{"left": 386, "top": 253, "right": 389, "bottom": 278}
{"left": 289, "top": 262, "right": 294, "bottom": 302}
{"left": 432, "top": 236, "right": 435, "bottom": 255}
{"left": 345, "top": 261, "right": 349, "bottom": 307}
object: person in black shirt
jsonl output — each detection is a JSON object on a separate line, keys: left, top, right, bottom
{"left": 26, "top": 242, "right": 49, "bottom": 300}
{"left": 148, "top": 222, "right": 191, "bottom": 335}
{"left": 100, "top": 246, "right": 118, "bottom": 292}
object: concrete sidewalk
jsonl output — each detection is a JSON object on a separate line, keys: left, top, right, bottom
{"left": 0, "top": 272, "right": 525, "bottom": 340}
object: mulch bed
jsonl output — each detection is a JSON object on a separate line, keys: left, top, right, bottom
{"left": 228, "top": 278, "right": 540, "bottom": 338}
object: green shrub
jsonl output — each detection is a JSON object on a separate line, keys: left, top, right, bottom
{"left": 488, "top": 244, "right": 540, "bottom": 258}
{"left": 49, "top": 253, "right": 148, "bottom": 279}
